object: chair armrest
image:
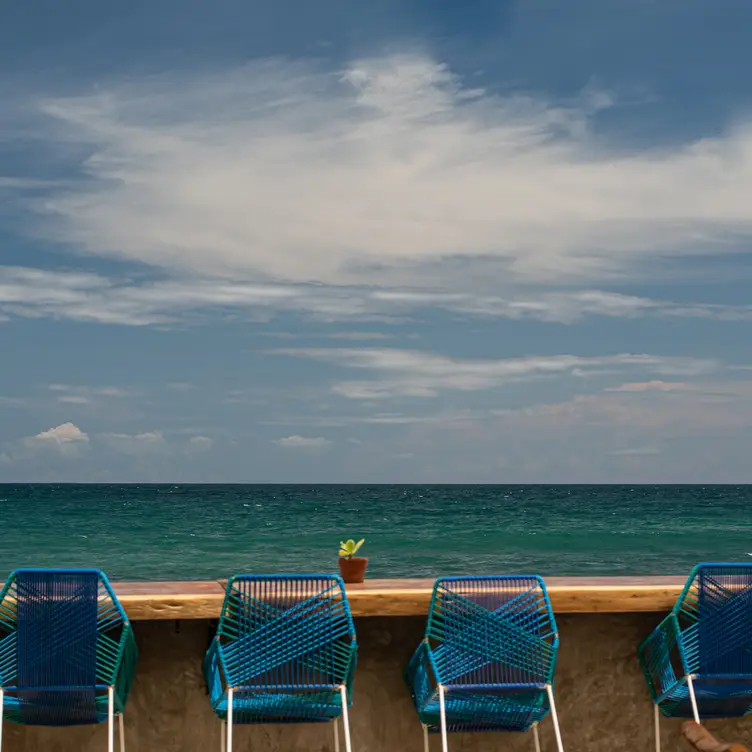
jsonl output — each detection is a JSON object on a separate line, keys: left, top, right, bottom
{"left": 203, "top": 638, "right": 226, "bottom": 704}
{"left": 342, "top": 637, "right": 358, "bottom": 701}
{"left": 405, "top": 640, "right": 443, "bottom": 707}
{"left": 638, "top": 612, "right": 684, "bottom": 702}
{"left": 114, "top": 624, "right": 139, "bottom": 707}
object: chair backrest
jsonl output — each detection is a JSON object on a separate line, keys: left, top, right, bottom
{"left": 426, "top": 576, "right": 558, "bottom": 687}
{"left": 15, "top": 569, "right": 100, "bottom": 690}
{"left": 217, "top": 574, "right": 356, "bottom": 689}
{"left": 679, "top": 564, "right": 752, "bottom": 676}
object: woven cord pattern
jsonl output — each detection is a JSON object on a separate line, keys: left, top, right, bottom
{"left": 0, "top": 569, "right": 137, "bottom": 727}
{"left": 405, "top": 576, "right": 559, "bottom": 734}
{"left": 204, "top": 574, "right": 357, "bottom": 724}
{"left": 638, "top": 564, "right": 752, "bottom": 719}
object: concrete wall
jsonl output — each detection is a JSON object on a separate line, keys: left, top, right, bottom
{"left": 5, "top": 613, "right": 752, "bottom": 752}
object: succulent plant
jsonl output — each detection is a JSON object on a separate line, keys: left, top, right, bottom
{"left": 338, "top": 538, "right": 365, "bottom": 559}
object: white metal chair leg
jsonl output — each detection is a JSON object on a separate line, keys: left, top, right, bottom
{"left": 227, "top": 689, "right": 234, "bottom": 752}
{"left": 119, "top": 713, "right": 125, "bottom": 751}
{"left": 220, "top": 721, "right": 226, "bottom": 752}
{"left": 0, "top": 687, "right": 4, "bottom": 752}
{"left": 438, "top": 685, "right": 449, "bottom": 752}
{"left": 686, "top": 674, "right": 701, "bottom": 725}
{"left": 423, "top": 724, "right": 429, "bottom": 752}
{"left": 654, "top": 703, "right": 660, "bottom": 752}
{"left": 533, "top": 722, "right": 541, "bottom": 752}
{"left": 334, "top": 716, "right": 340, "bottom": 752}
{"left": 339, "top": 685, "right": 353, "bottom": 752}
{"left": 108, "top": 686, "right": 115, "bottom": 752}
{"left": 546, "top": 684, "right": 564, "bottom": 752}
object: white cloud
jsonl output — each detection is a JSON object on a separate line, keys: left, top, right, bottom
{"left": 58, "top": 395, "right": 91, "bottom": 404}
{"left": 275, "top": 347, "right": 717, "bottom": 399}
{"left": 273, "top": 435, "right": 332, "bottom": 448}
{"left": 23, "top": 422, "right": 90, "bottom": 458}
{"left": 27, "top": 422, "right": 89, "bottom": 445}
{"left": 12, "top": 52, "right": 752, "bottom": 291}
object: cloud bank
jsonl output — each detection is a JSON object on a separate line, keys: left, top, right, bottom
{"left": 8, "top": 51, "right": 752, "bottom": 293}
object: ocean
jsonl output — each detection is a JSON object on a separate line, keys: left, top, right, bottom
{"left": 1, "top": 484, "right": 750, "bottom": 581}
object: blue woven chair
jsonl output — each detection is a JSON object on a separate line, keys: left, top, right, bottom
{"left": 0, "top": 568, "right": 138, "bottom": 752}
{"left": 638, "top": 563, "right": 752, "bottom": 751}
{"left": 405, "top": 576, "right": 564, "bottom": 752}
{"left": 203, "top": 574, "right": 358, "bottom": 752}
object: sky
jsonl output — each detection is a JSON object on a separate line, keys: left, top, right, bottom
{"left": 1, "top": 0, "right": 752, "bottom": 482}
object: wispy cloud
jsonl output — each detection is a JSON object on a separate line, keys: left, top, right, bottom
{"left": 607, "top": 446, "right": 663, "bottom": 456}
{"left": 606, "top": 380, "right": 687, "bottom": 392}
{"left": 0, "top": 396, "right": 25, "bottom": 407}
{"left": 100, "top": 430, "right": 166, "bottom": 455}
{"left": 274, "top": 347, "right": 717, "bottom": 399}
{"left": 9, "top": 52, "right": 752, "bottom": 291}
{"left": 48, "top": 383, "right": 132, "bottom": 403}
{"left": 188, "top": 435, "right": 213, "bottom": 450}
{"left": 2, "top": 266, "right": 751, "bottom": 327}
{"left": 273, "top": 435, "right": 332, "bottom": 448}
{"left": 323, "top": 331, "right": 397, "bottom": 341}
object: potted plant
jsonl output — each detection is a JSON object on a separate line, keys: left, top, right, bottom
{"left": 338, "top": 538, "right": 367, "bottom": 583}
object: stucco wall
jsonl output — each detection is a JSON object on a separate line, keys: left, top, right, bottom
{"left": 5, "top": 613, "right": 752, "bottom": 751}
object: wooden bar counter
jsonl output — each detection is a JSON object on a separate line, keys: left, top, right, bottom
{"left": 11, "top": 575, "right": 752, "bottom": 752}
{"left": 113, "top": 575, "right": 688, "bottom": 620}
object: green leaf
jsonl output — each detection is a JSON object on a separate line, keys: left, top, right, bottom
{"left": 352, "top": 538, "right": 365, "bottom": 555}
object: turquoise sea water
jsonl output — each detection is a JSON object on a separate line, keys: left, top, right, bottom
{"left": 0, "top": 484, "right": 750, "bottom": 581}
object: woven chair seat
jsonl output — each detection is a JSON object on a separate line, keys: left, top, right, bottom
{"left": 211, "top": 687, "right": 344, "bottom": 724}
{"left": 0, "top": 691, "right": 116, "bottom": 726}
{"left": 413, "top": 675, "right": 549, "bottom": 732}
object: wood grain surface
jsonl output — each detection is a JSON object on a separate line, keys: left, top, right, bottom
{"left": 112, "top": 576, "right": 686, "bottom": 620}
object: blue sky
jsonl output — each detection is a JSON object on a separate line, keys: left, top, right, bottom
{"left": 2, "top": 0, "right": 752, "bottom": 482}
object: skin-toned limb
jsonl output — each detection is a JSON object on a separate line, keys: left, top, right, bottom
{"left": 682, "top": 721, "right": 749, "bottom": 752}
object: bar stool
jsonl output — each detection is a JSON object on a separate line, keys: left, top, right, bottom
{"left": 404, "top": 575, "right": 564, "bottom": 752}
{"left": 203, "top": 574, "right": 358, "bottom": 752}
{"left": 0, "top": 568, "right": 138, "bottom": 751}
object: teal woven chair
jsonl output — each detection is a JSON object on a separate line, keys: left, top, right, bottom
{"left": 203, "top": 574, "right": 358, "bottom": 752}
{"left": 405, "top": 576, "right": 564, "bottom": 752}
{"left": 639, "top": 563, "right": 752, "bottom": 752}
{"left": 0, "top": 568, "right": 138, "bottom": 752}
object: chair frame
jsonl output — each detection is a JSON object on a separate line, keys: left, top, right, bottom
{"left": 639, "top": 563, "right": 752, "bottom": 752}
{"left": 0, "top": 568, "right": 137, "bottom": 752}
{"left": 204, "top": 574, "right": 358, "bottom": 752}
{"left": 406, "top": 575, "right": 564, "bottom": 752}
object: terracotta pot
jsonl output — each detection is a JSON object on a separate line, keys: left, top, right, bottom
{"left": 339, "top": 557, "right": 368, "bottom": 584}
